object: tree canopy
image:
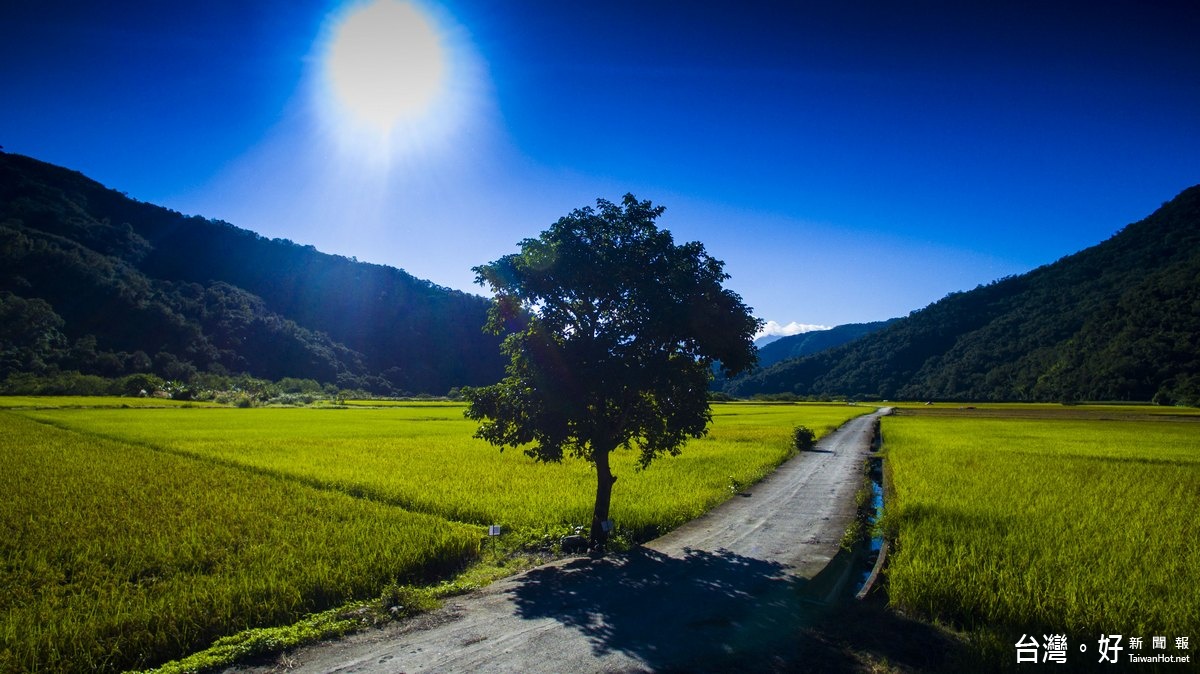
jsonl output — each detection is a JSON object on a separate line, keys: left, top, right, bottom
{"left": 464, "top": 194, "right": 760, "bottom": 547}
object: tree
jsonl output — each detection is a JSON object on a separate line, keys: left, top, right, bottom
{"left": 464, "top": 194, "right": 761, "bottom": 549}
{"left": 0, "top": 292, "right": 67, "bottom": 377}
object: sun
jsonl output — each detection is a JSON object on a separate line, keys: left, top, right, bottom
{"left": 324, "top": 0, "right": 447, "bottom": 132}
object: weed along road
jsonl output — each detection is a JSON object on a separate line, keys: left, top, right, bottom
{"left": 229, "top": 409, "right": 888, "bottom": 674}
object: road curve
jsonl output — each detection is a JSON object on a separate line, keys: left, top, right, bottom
{"left": 226, "top": 408, "right": 887, "bottom": 674}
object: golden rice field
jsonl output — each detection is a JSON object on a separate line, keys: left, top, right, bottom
{"left": 0, "top": 400, "right": 867, "bottom": 673}
{"left": 882, "top": 407, "right": 1200, "bottom": 660}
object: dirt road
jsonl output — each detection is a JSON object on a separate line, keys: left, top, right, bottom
{"left": 228, "top": 408, "right": 887, "bottom": 674}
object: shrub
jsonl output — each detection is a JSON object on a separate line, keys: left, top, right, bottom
{"left": 792, "top": 425, "right": 816, "bottom": 452}
{"left": 117, "top": 373, "right": 166, "bottom": 397}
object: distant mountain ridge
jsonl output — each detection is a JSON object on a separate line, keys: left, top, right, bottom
{"left": 7, "top": 151, "right": 1197, "bottom": 404}
{"left": 0, "top": 151, "right": 506, "bottom": 394}
{"left": 728, "top": 185, "right": 1200, "bottom": 404}
{"left": 755, "top": 319, "right": 897, "bottom": 369}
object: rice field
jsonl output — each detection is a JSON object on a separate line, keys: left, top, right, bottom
{"left": 882, "top": 408, "right": 1200, "bottom": 656}
{"left": 0, "top": 395, "right": 222, "bottom": 409}
{"left": 0, "top": 412, "right": 479, "bottom": 674}
{"left": 16, "top": 402, "right": 867, "bottom": 539}
{"left": 1, "top": 400, "right": 867, "bottom": 673}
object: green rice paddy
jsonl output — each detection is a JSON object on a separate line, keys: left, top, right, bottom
{"left": 0, "top": 400, "right": 866, "bottom": 673}
{"left": 11, "top": 396, "right": 1193, "bottom": 673}
{"left": 882, "top": 406, "right": 1200, "bottom": 660}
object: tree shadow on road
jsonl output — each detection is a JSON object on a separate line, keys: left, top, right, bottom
{"left": 509, "top": 546, "right": 961, "bottom": 673}
{"left": 510, "top": 546, "right": 803, "bottom": 671}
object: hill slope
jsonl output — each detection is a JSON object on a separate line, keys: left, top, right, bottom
{"left": 0, "top": 151, "right": 505, "bottom": 394}
{"left": 728, "top": 186, "right": 1200, "bottom": 404}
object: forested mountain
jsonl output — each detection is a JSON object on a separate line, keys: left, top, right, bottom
{"left": 755, "top": 319, "right": 897, "bottom": 369}
{"left": 728, "top": 185, "right": 1200, "bottom": 404}
{"left": 0, "top": 151, "right": 506, "bottom": 394}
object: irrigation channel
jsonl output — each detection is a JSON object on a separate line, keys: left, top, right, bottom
{"left": 852, "top": 440, "right": 888, "bottom": 601}
{"left": 225, "top": 408, "right": 892, "bottom": 674}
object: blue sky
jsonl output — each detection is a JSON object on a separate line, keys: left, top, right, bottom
{"left": 3, "top": 1, "right": 1198, "bottom": 335}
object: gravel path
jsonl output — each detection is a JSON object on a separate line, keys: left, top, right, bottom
{"left": 227, "top": 408, "right": 887, "bottom": 674}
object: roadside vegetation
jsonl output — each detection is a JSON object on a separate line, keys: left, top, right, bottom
{"left": 0, "top": 400, "right": 865, "bottom": 673}
{"left": 881, "top": 406, "right": 1200, "bottom": 664}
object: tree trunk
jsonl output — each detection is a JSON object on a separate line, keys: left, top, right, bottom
{"left": 589, "top": 443, "right": 617, "bottom": 551}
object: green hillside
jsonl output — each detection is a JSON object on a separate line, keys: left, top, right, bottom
{"left": 0, "top": 151, "right": 505, "bottom": 395}
{"left": 728, "top": 185, "right": 1200, "bottom": 404}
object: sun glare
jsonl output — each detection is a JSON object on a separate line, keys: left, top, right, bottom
{"left": 324, "top": 0, "right": 448, "bottom": 133}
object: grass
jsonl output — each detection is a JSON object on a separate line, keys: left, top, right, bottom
{"left": 1, "top": 400, "right": 868, "bottom": 673}
{"left": 881, "top": 409, "right": 1200, "bottom": 665}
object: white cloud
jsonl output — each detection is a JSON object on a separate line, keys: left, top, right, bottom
{"left": 755, "top": 320, "right": 831, "bottom": 341}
